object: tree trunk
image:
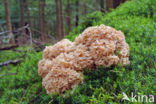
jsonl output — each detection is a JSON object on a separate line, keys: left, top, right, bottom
{"left": 39, "top": 0, "right": 47, "bottom": 42}
{"left": 113, "top": 0, "right": 127, "bottom": 8}
{"left": 100, "top": 0, "right": 105, "bottom": 13}
{"left": 106, "top": 0, "right": 113, "bottom": 11}
{"left": 75, "top": 0, "right": 79, "bottom": 27}
{"left": 25, "top": 0, "right": 32, "bottom": 40}
{"left": 67, "top": 0, "right": 71, "bottom": 34}
{"left": 55, "top": 0, "right": 61, "bottom": 40}
{"left": 25, "top": 0, "right": 31, "bottom": 27}
{"left": 0, "top": 45, "right": 19, "bottom": 51}
{"left": 4, "top": 0, "right": 14, "bottom": 44}
{"left": 59, "top": 0, "right": 65, "bottom": 37}
{"left": 19, "top": 0, "right": 25, "bottom": 27}
{"left": 121, "top": 0, "right": 126, "bottom": 3}
{"left": 83, "top": 4, "right": 87, "bottom": 15}
{"left": 19, "top": 0, "right": 26, "bottom": 44}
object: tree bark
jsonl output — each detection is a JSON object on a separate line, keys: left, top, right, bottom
{"left": 4, "top": 0, "right": 15, "bottom": 44}
{"left": 19, "top": 0, "right": 27, "bottom": 44}
{"left": 75, "top": 0, "right": 79, "bottom": 27}
{"left": 39, "top": 0, "right": 47, "bottom": 42}
{"left": 106, "top": 0, "right": 113, "bottom": 11}
{"left": 83, "top": 4, "right": 87, "bottom": 15}
{"left": 59, "top": 0, "right": 65, "bottom": 37}
{"left": 121, "top": 0, "right": 126, "bottom": 3}
{"left": 55, "top": 0, "right": 61, "bottom": 40}
{"left": 113, "top": 0, "right": 127, "bottom": 8}
{"left": 0, "top": 59, "right": 22, "bottom": 67}
{"left": 19, "top": 0, "right": 25, "bottom": 27}
{"left": 0, "top": 45, "right": 19, "bottom": 51}
{"left": 25, "top": 0, "right": 31, "bottom": 27}
{"left": 24, "top": 0, "right": 32, "bottom": 40}
{"left": 67, "top": 0, "right": 71, "bottom": 34}
{"left": 100, "top": 0, "right": 105, "bottom": 13}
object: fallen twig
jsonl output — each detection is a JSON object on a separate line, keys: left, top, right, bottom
{"left": 28, "top": 93, "right": 41, "bottom": 104}
{"left": 0, "top": 59, "right": 22, "bottom": 67}
{"left": 0, "top": 24, "right": 45, "bottom": 51}
{"left": 23, "top": 33, "right": 45, "bottom": 50}
{"left": 0, "top": 44, "right": 19, "bottom": 51}
{"left": 0, "top": 72, "right": 17, "bottom": 79}
{"left": 0, "top": 25, "right": 29, "bottom": 35}
{"left": 21, "top": 86, "right": 29, "bottom": 102}
{"left": 28, "top": 86, "right": 42, "bottom": 104}
{"left": 12, "top": 49, "right": 28, "bottom": 53}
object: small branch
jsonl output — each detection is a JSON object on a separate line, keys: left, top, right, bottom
{"left": 28, "top": 86, "right": 42, "bottom": 104}
{"left": 28, "top": 93, "right": 41, "bottom": 104}
{"left": 0, "top": 72, "right": 17, "bottom": 79}
{"left": 0, "top": 59, "right": 22, "bottom": 67}
{"left": 0, "top": 30, "right": 12, "bottom": 35}
{"left": 153, "top": 60, "right": 156, "bottom": 69}
{"left": 0, "top": 24, "right": 45, "bottom": 51}
{"left": 0, "top": 25, "right": 29, "bottom": 35}
{"left": 23, "top": 33, "right": 45, "bottom": 50}
{"left": 0, "top": 44, "right": 19, "bottom": 51}
{"left": 27, "top": 27, "right": 33, "bottom": 46}
{"left": 12, "top": 49, "right": 27, "bottom": 53}
{"left": 21, "top": 86, "right": 29, "bottom": 102}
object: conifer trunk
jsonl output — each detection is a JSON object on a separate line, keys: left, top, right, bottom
{"left": 19, "top": 0, "right": 26, "bottom": 44}
{"left": 100, "top": 0, "right": 105, "bottom": 13}
{"left": 25, "top": 0, "right": 31, "bottom": 27}
{"left": 75, "top": 0, "right": 79, "bottom": 27}
{"left": 39, "top": 0, "right": 47, "bottom": 42}
{"left": 55, "top": 0, "right": 61, "bottom": 40}
{"left": 59, "top": 0, "right": 65, "bottom": 37}
{"left": 67, "top": 0, "right": 71, "bottom": 34}
{"left": 106, "top": 0, "right": 113, "bottom": 11}
{"left": 4, "top": 0, "right": 14, "bottom": 44}
{"left": 20, "top": 0, "right": 25, "bottom": 27}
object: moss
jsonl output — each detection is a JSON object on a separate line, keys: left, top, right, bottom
{"left": 0, "top": 0, "right": 156, "bottom": 103}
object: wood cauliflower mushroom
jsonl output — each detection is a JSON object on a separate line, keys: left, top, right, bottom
{"left": 38, "top": 24, "right": 130, "bottom": 94}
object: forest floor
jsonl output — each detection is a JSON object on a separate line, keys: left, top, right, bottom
{"left": 0, "top": 0, "right": 156, "bottom": 104}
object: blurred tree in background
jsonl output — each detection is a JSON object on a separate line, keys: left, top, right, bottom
{"left": 4, "top": 0, "right": 14, "bottom": 44}
{"left": 0, "top": 0, "right": 126, "bottom": 45}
